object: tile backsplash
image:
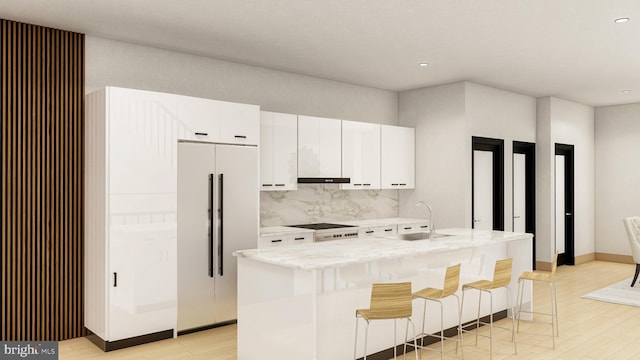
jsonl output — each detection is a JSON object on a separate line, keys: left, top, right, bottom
{"left": 260, "top": 185, "right": 398, "bottom": 226}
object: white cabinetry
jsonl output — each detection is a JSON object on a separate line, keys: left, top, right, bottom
{"left": 358, "top": 225, "right": 397, "bottom": 238}
{"left": 381, "top": 125, "right": 415, "bottom": 189}
{"left": 341, "top": 121, "right": 380, "bottom": 190}
{"left": 220, "top": 101, "right": 259, "bottom": 145}
{"left": 176, "top": 94, "right": 221, "bottom": 143}
{"left": 298, "top": 115, "right": 342, "bottom": 178}
{"left": 85, "top": 87, "right": 177, "bottom": 349}
{"left": 85, "top": 86, "right": 260, "bottom": 350}
{"left": 260, "top": 111, "right": 298, "bottom": 191}
{"left": 396, "top": 221, "right": 430, "bottom": 234}
{"left": 174, "top": 96, "right": 259, "bottom": 145}
{"left": 259, "top": 230, "right": 314, "bottom": 248}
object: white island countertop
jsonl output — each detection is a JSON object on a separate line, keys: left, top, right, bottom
{"left": 236, "top": 228, "right": 532, "bottom": 271}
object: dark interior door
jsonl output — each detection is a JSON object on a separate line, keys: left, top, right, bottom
{"left": 555, "top": 143, "right": 575, "bottom": 266}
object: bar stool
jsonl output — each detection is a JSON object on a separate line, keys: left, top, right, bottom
{"left": 460, "top": 258, "right": 516, "bottom": 359}
{"left": 354, "top": 282, "right": 418, "bottom": 360}
{"left": 409, "top": 263, "right": 463, "bottom": 360}
{"left": 516, "top": 252, "right": 559, "bottom": 349}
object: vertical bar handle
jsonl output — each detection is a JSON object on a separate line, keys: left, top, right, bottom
{"left": 218, "top": 174, "right": 224, "bottom": 276}
{"left": 208, "top": 174, "right": 215, "bottom": 278}
{"left": 113, "top": 272, "right": 117, "bottom": 287}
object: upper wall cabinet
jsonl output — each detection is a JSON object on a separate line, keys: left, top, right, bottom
{"left": 220, "top": 101, "right": 259, "bottom": 145}
{"left": 341, "top": 120, "right": 381, "bottom": 190}
{"left": 260, "top": 111, "right": 298, "bottom": 191}
{"left": 298, "top": 115, "right": 342, "bottom": 178}
{"left": 176, "top": 95, "right": 221, "bottom": 143}
{"left": 175, "top": 95, "right": 259, "bottom": 145}
{"left": 381, "top": 125, "right": 415, "bottom": 189}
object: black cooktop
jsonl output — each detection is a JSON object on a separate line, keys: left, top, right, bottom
{"left": 289, "top": 223, "right": 355, "bottom": 230}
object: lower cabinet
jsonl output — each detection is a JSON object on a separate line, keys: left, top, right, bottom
{"left": 358, "top": 225, "right": 397, "bottom": 238}
{"left": 259, "top": 233, "right": 314, "bottom": 248}
{"left": 396, "top": 221, "right": 430, "bottom": 234}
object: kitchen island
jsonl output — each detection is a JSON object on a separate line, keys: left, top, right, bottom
{"left": 235, "top": 229, "right": 533, "bottom": 360}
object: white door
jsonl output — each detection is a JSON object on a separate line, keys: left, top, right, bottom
{"left": 513, "top": 153, "right": 526, "bottom": 233}
{"left": 555, "top": 155, "right": 566, "bottom": 255}
{"left": 177, "top": 142, "right": 216, "bottom": 332}
{"left": 473, "top": 150, "right": 493, "bottom": 230}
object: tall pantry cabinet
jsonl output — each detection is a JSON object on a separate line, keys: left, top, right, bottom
{"left": 85, "top": 87, "right": 259, "bottom": 351}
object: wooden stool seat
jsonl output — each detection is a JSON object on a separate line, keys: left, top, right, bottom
{"left": 354, "top": 282, "right": 418, "bottom": 360}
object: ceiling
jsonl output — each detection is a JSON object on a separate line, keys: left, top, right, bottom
{"left": 1, "top": 0, "right": 639, "bottom": 106}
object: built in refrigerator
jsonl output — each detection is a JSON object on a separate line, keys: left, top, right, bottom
{"left": 177, "top": 141, "right": 259, "bottom": 333}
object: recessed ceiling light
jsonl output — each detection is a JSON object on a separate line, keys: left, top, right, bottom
{"left": 622, "top": 89, "right": 631, "bottom": 93}
{"left": 418, "top": 62, "right": 429, "bottom": 67}
{"left": 615, "top": 17, "right": 630, "bottom": 23}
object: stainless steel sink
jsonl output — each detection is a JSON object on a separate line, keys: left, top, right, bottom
{"left": 387, "top": 232, "right": 452, "bottom": 241}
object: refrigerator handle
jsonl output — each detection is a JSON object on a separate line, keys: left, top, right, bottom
{"left": 208, "top": 173, "right": 215, "bottom": 278}
{"left": 218, "top": 173, "right": 224, "bottom": 276}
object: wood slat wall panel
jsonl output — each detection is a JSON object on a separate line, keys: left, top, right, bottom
{"left": 1, "top": 19, "right": 84, "bottom": 341}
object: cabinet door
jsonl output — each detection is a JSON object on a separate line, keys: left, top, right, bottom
{"left": 341, "top": 121, "right": 380, "bottom": 190}
{"left": 176, "top": 95, "right": 221, "bottom": 142}
{"left": 260, "top": 112, "right": 298, "bottom": 191}
{"left": 298, "top": 115, "right": 342, "bottom": 177}
{"left": 108, "top": 87, "right": 178, "bottom": 196}
{"left": 108, "top": 225, "right": 176, "bottom": 341}
{"left": 260, "top": 112, "right": 275, "bottom": 189}
{"left": 381, "top": 125, "right": 415, "bottom": 189}
{"left": 271, "top": 113, "right": 298, "bottom": 190}
{"left": 220, "top": 101, "right": 259, "bottom": 145}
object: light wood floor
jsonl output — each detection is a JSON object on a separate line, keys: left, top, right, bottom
{"left": 60, "top": 261, "right": 640, "bottom": 360}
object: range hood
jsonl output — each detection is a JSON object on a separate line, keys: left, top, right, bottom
{"left": 298, "top": 177, "right": 350, "bottom": 184}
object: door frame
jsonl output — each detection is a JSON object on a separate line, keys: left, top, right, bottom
{"left": 513, "top": 141, "right": 536, "bottom": 268}
{"left": 472, "top": 137, "right": 504, "bottom": 231}
{"left": 555, "top": 143, "right": 575, "bottom": 266}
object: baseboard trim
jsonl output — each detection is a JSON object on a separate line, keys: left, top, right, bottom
{"left": 85, "top": 328, "right": 174, "bottom": 352}
{"left": 356, "top": 310, "right": 507, "bottom": 360}
{"left": 536, "top": 261, "right": 552, "bottom": 271}
{"left": 595, "top": 253, "right": 635, "bottom": 264}
{"left": 177, "top": 320, "right": 237, "bottom": 336}
{"left": 575, "top": 253, "right": 595, "bottom": 265}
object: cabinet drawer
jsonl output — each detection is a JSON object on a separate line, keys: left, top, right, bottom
{"left": 259, "top": 235, "right": 287, "bottom": 248}
{"left": 396, "top": 222, "right": 430, "bottom": 234}
{"left": 288, "top": 233, "right": 313, "bottom": 245}
{"left": 359, "top": 225, "right": 397, "bottom": 238}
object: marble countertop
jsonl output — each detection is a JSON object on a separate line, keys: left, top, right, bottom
{"left": 236, "top": 228, "right": 532, "bottom": 271}
{"left": 260, "top": 226, "right": 315, "bottom": 236}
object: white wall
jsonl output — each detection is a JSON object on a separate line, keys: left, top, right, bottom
{"left": 537, "top": 96, "right": 595, "bottom": 262}
{"left": 85, "top": 36, "right": 398, "bottom": 125}
{"left": 398, "top": 82, "right": 468, "bottom": 228}
{"left": 398, "top": 82, "right": 537, "bottom": 231}
{"left": 595, "top": 103, "right": 640, "bottom": 256}
{"left": 466, "top": 82, "right": 537, "bottom": 231}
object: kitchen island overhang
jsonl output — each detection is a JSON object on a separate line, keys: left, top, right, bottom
{"left": 235, "top": 229, "right": 533, "bottom": 360}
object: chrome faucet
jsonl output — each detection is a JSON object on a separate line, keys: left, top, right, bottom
{"left": 415, "top": 201, "right": 435, "bottom": 235}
